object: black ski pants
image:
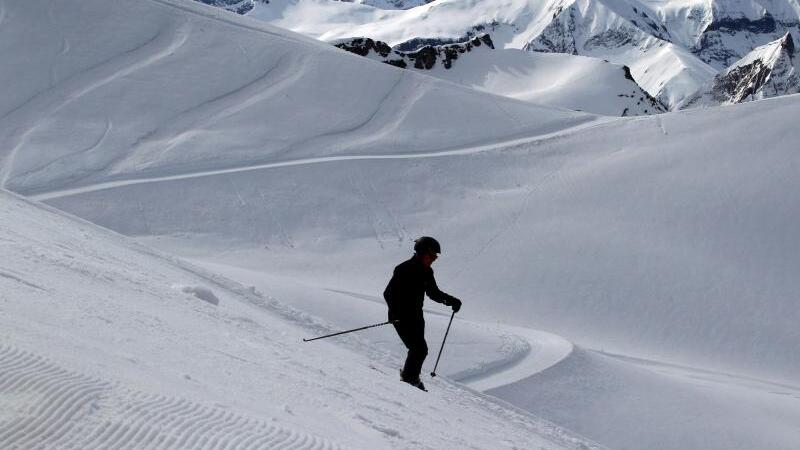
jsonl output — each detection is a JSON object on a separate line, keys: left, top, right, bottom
{"left": 394, "top": 319, "right": 428, "bottom": 380}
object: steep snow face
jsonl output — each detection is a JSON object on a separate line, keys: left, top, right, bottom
{"left": 0, "top": 188, "right": 601, "bottom": 450}
{"left": 682, "top": 32, "right": 799, "bottom": 106}
{"left": 0, "top": 0, "right": 590, "bottom": 195}
{"left": 334, "top": 35, "right": 666, "bottom": 115}
{"left": 523, "top": 0, "right": 716, "bottom": 105}
{"left": 694, "top": 1, "right": 798, "bottom": 68}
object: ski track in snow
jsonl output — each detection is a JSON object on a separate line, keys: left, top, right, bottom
{"left": 30, "top": 116, "right": 609, "bottom": 201}
{"left": 0, "top": 1, "right": 6, "bottom": 31}
{"left": 277, "top": 71, "right": 428, "bottom": 160}
{"left": 319, "top": 288, "right": 573, "bottom": 391}
{"left": 0, "top": 344, "right": 344, "bottom": 450}
{"left": 0, "top": 270, "right": 47, "bottom": 292}
{"left": 110, "top": 51, "right": 308, "bottom": 174}
{"left": 458, "top": 325, "right": 573, "bottom": 392}
{"left": 0, "top": 18, "right": 192, "bottom": 189}
{"left": 23, "top": 119, "right": 114, "bottom": 183}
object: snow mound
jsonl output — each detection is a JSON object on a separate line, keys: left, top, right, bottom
{"left": 175, "top": 283, "right": 221, "bottom": 305}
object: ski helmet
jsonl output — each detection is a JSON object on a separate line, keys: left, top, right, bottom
{"left": 414, "top": 236, "right": 441, "bottom": 254}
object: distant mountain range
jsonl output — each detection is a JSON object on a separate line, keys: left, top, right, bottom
{"left": 199, "top": 0, "right": 799, "bottom": 114}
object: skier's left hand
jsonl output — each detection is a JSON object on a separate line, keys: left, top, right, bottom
{"left": 449, "top": 298, "right": 462, "bottom": 313}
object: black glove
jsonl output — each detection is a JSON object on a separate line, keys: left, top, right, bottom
{"left": 449, "top": 298, "right": 462, "bottom": 313}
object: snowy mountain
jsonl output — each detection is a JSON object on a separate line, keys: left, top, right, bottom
{"left": 4, "top": 0, "right": 800, "bottom": 449}
{"left": 333, "top": 34, "right": 666, "bottom": 115}
{"left": 682, "top": 32, "right": 799, "bottom": 107}
{"left": 245, "top": 0, "right": 800, "bottom": 108}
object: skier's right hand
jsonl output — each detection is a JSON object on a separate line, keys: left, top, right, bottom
{"left": 450, "top": 298, "right": 462, "bottom": 313}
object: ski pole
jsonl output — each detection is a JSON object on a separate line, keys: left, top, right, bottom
{"left": 302, "top": 320, "right": 399, "bottom": 342}
{"left": 430, "top": 310, "right": 455, "bottom": 377}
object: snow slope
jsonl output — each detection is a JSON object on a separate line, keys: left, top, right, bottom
{"left": 491, "top": 348, "right": 800, "bottom": 450}
{"left": 0, "top": 0, "right": 590, "bottom": 195}
{"left": 334, "top": 36, "right": 667, "bottom": 115}
{"left": 40, "top": 95, "right": 800, "bottom": 449}
{"left": 42, "top": 94, "right": 800, "bottom": 383}
{"left": 0, "top": 189, "right": 599, "bottom": 449}
{"left": 170, "top": 260, "right": 575, "bottom": 392}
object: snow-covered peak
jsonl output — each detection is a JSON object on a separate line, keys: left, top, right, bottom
{"left": 243, "top": 0, "right": 800, "bottom": 108}
{"left": 681, "top": 32, "right": 798, "bottom": 106}
{"left": 247, "top": 0, "right": 720, "bottom": 108}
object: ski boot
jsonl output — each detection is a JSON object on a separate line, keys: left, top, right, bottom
{"left": 400, "top": 370, "right": 427, "bottom": 392}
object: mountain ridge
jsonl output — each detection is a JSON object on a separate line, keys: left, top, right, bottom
{"left": 243, "top": 0, "right": 800, "bottom": 108}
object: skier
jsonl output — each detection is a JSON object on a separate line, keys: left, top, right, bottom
{"left": 383, "top": 236, "right": 462, "bottom": 391}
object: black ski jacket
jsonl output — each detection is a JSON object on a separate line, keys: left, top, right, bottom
{"left": 383, "top": 256, "right": 458, "bottom": 323}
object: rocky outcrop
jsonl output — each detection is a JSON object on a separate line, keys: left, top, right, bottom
{"left": 194, "top": 0, "right": 255, "bottom": 14}
{"left": 334, "top": 35, "right": 495, "bottom": 70}
{"left": 621, "top": 66, "right": 667, "bottom": 114}
{"left": 394, "top": 23, "right": 502, "bottom": 52}
{"left": 525, "top": 5, "right": 580, "bottom": 54}
{"left": 349, "top": 0, "right": 434, "bottom": 10}
{"left": 693, "top": 12, "right": 789, "bottom": 68}
{"left": 682, "top": 33, "right": 799, "bottom": 107}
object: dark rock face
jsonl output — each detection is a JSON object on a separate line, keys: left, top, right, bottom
{"left": 629, "top": 6, "right": 671, "bottom": 41}
{"left": 394, "top": 23, "right": 500, "bottom": 52}
{"left": 622, "top": 66, "right": 635, "bottom": 81}
{"left": 617, "top": 68, "right": 668, "bottom": 113}
{"left": 782, "top": 31, "right": 796, "bottom": 55}
{"left": 335, "top": 38, "right": 393, "bottom": 58}
{"left": 525, "top": 7, "right": 579, "bottom": 54}
{"left": 584, "top": 29, "right": 637, "bottom": 50}
{"left": 705, "top": 14, "right": 777, "bottom": 34}
{"left": 693, "top": 13, "right": 797, "bottom": 68}
{"left": 711, "top": 59, "right": 772, "bottom": 102}
{"left": 406, "top": 35, "right": 495, "bottom": 69}
{"left": 194, "top": 0, "right": 255, "bottom": 14}
{"left": 694, "top": 31, "right": 742, "bottom": 67}
{"left": 335, "top": 34, "right": 495, "bottom": 71}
